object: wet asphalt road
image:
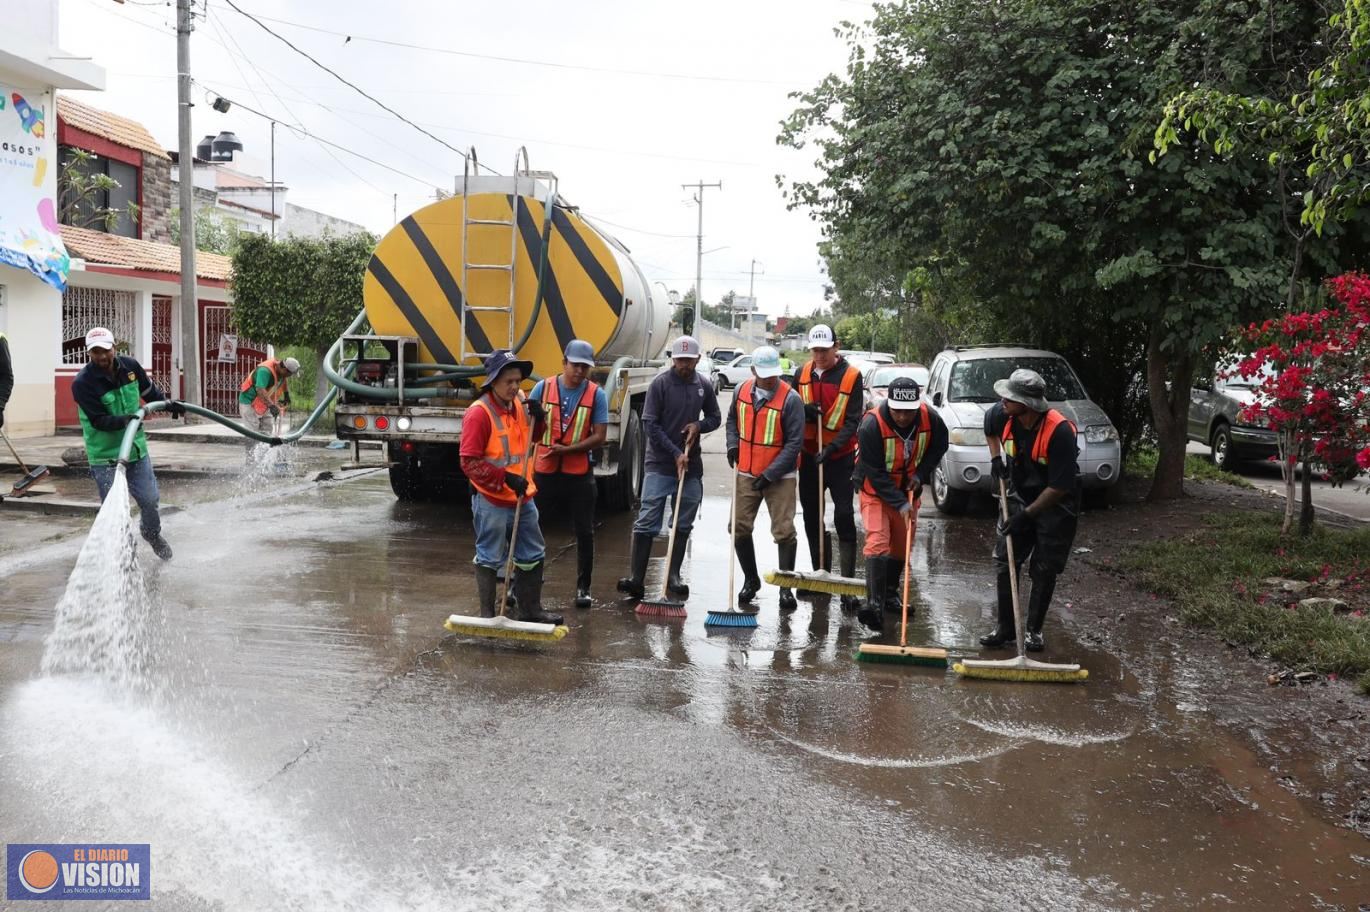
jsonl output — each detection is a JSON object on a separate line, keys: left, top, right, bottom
{"left": 1, "top": 443, "right": 1367, "bottom": 911}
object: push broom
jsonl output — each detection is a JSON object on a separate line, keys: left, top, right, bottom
{"left": 1, "top": 429, "right": 50, "bottom": 496}
{"left": 762, "top": 414, "right": 864, "bottom": 597}
{"left": 445, "top": 431, "right": 567, "bottom": 643}
{"left": 636, "top": 466, "right": 689, "bottom": 619}
{"left": 856, "top": 487, "right": 948, "bottom": 667}
{"left": 953, "top": 477, "right": 1087, "bottom": 683}
{"left": 705, "top": 458, "right": 759, "bottom": 628}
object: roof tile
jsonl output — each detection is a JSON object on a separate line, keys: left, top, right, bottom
{"left": 60, "top": 225, "right": 233, "bottom": 282}
{"left": 57, "top": 96, "right": 170, "bottom": 160}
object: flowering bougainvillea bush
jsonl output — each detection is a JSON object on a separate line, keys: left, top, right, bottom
{"left": 1233, "top": 272, "right": 1370, "bottom": 535}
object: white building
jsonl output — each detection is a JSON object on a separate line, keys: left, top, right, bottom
{"left": 0, "top": 1, "right": 104, "bottom": 437}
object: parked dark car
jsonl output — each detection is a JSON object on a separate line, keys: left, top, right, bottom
{"left": 1188, "top": 363, "right": 1278, "bottom": 470}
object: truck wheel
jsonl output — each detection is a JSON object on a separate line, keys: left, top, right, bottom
{"left": 931, "top": 462, "right": 969, "bottom": 515}
{"left": 600, "top": 410, "right": 644, "bottom": 512}
{"left": 389, "top": 457, "right": 426, "bottom": 501}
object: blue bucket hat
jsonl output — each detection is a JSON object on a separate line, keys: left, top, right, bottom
{"left": 481, "top": 349, "right": 533, "bottom": 389}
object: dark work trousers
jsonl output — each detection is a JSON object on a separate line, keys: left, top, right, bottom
{"left": 797, "top": 449, "right": 857, "bottom": 571}
{"left": 991, "top": 489, "right": 1080, "bottom": 578}
{"left": 534, "top": 471, "right": 598, "bottom": 589}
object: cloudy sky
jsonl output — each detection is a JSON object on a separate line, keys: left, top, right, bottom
{"left": 58, "top": 0, "right": 872, "bottom": 317}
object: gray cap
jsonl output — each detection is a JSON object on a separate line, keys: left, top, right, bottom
{"left": 564, "top": 339, "right": 595, "bottom": 366}
{"left": 993, "top": 369, "right": 1049, "bottom": 412}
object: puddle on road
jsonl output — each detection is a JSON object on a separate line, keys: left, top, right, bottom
{"left": 2, "top": 472, "right": 1367, "bottom": 910}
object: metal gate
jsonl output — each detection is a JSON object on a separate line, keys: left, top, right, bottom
{"left": 61, "top": 287, "right": 136, "bottom": 364}
{"left": 150, "top": 295, "right": 174, "bottom": 398}
{"left": 200, "top": 302, "right": 266, "bottom": 416}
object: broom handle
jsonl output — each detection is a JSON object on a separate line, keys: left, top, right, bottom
{"left": 498, "top": 411, "right": 539, "bottom": 619}
{"left": 816, "top": 416, "right": 825, "bottom": 572}
{"left": 900, "top": 486, "right": 914, "bottom": 648}
{"left": 660, "top": 465, "right": 687, "bottom": 600}
{"left": 1, "top": 430, "right": 31, "bottom": 475}
{"left": 728, "top": 454, "right": 739, "bottom": 611}
{"left": 998, "top": 475, "right": 1026, "bottom": 659}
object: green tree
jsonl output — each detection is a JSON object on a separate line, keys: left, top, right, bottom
{"left": 58, "top": 149, "right": 140, "bottom": 234}
{"left": 169, "top": 207, "right": 244, "bottom": 256}
{"left": 781, "top": 0, "right": 1341, "bottom": 499}
{"left": 230, "top": 232, "right": 377, "bottom": 401}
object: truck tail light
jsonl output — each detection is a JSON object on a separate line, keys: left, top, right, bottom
{"left": 375, "top": 416, "right": 390, "bottom": 430}
{"left": 351, "top": 416, "right": 367, "bottom": 429}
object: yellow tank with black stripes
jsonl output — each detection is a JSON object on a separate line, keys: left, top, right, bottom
{"left": 363, "top": 187, "right": 665, "bottom": 381}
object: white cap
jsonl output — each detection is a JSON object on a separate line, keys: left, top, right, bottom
{"left": 669, "top": 335, "right": 701, "bottom": 359}
{"left": 751, "top": 345, "right": 782, "bottom": 379}
{"left": 283, "top": 357, "right": 301, "bottom": 374}
{"left": 806, "top": 324, "right": 835, "bottom": 349}
{"left": 85, "top": 327, "right": 115, "bottom": 350}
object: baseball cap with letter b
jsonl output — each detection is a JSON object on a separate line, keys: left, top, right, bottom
{"left": 85, "top": 327, "right": 115, "bottom": 350}
{"left": 806, "top": 324, "right": 835, "bottom": 349}
{"left": 669, "top": 335, "right": 701, "bottom": 360}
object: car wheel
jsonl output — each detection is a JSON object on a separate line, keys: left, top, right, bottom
{"left": 1210, "top": 422, "right": 1237, "bottom": 471}
{"left": 931, "top": 463, "right": 969, "bottom": 515}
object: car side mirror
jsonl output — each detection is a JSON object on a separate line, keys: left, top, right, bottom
{"left": 932, "top": 391, "right": 943, "bottom": 406}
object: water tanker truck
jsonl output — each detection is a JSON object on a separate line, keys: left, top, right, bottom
{"left": 330, "top": 155, "right": 670, "bottom": 508}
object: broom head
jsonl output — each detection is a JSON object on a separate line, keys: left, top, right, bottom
{"left": 12, "top": 465, "right": 50, "bottom": 495}
{"left": 635, "top": 597, "right": 687, "bottom": 618}
{"left": 763, "top": 569, "right": 865, "bottom": 597}
{"left": 444, "top": 614, "right": 568, "bottom": 643}
{"left": 704, "top": 610, "right": 759, "bottom": 628}
{"left": 953, "top": 656, "right": 1088, "bottom": 683}
{"left": 854, "top": 643, "right": 949, "bottom": 668}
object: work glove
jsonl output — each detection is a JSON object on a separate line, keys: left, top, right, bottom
{"left": 164, "top": 400, "right": 186, "bottom": 419}
{"left": 727, "top": 446, "right": 739, "bottom": 468}
{"left": 752, "top": 474, "right": 771, "bottom": 492}
{"left": 990, "top": 455, "right": 1010, "bottom": 482}
{"left": 803, "top": 402, "right": 822, "bottom": 423}
{"left": 504, "top": 472, "right": 529, "bottom": 497}
{"left": 268, "top": 403, "right": 281, "bottom": 418}
{"left": 996, "top": 509, "right": 1031, "bottom": 538}
{"left": 526, "top": 399, "right": 545, "bottom": 424}
{"left": 814, "top": 445, "right": 836, "bottom": 466}
{"left": 905, "top": 476, "right": 923, "bottom": 500}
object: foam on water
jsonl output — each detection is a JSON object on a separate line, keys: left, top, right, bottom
{"left": 957, "top": 715, "right": 1135, "bottom": 747}
{"left": 768, "top": 728, "right": 1022, "bottom": 768}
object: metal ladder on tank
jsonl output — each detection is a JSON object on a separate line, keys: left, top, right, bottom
{"left": 459, "top": 147, "right": 558, "bottom": 361}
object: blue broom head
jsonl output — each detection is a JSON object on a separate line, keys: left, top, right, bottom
{"left": 704, "top": 611, "right": 759, "bottom": 628}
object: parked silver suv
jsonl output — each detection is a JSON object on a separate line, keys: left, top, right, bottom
{"left": 924, "top": 345, "right": 1121, "bottom": 512}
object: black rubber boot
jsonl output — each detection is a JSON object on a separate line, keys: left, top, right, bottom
{"left": 575, "top": 536, "right": 593, "bottom": 608}
{"left": 978, "top": 570, "right": 1017, "bottom": 648}
{"left": 856, "top": 556, "right": 887, "bottom": 631}
{"left": 666, "top": 531, "right": 691, "bottom": 596}
{"left": 475, "top": 565, "right": 499, "bottom": 619}
{"left": 838, "top": 539, "right": 861, "bottom": 612}
{"left": 1025, "top": 569, "right": 1057, "bottom": 652}
{"left": 777, "top": 540, "right": 798, "bottom": 612}
{"left": 885, "top": 557, "right": 907, "bottom": 620}
{"left": 514, "top": 562, "right": 564, "bottom": 626}
{"left": 616, "top": 533, "right": 653, "bottom": 600}
{"left": 735, "top": 536, "right": 762, "bottom": 603}
{"left": 143, "top": 532, "right": 173, "bottom": 561}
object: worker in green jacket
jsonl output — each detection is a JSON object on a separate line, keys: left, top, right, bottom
{"left": 71, "top": 327, "right": 184, "bottom": 560}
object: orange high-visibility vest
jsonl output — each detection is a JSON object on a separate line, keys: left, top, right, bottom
{"left": 239, "top": 359, "right": 289, "bottom": 416}
{"left": 861, "top": 404, "right": 932, "bottom": 497}
{"left": 469, "top": 393, "right": 538, "bottom": 506}
{"left": 534, "top": 379, "right": 600, "bottom": 476}
{"left": 1000, "top": 408, "right": 1075, "bottom": 466}
{"left": 735, "top": 378, "right": 795, "bottom": 477}
{"left": 797, "top": 360, "right": 859, "bottom": 457}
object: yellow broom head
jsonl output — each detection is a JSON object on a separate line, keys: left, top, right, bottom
{"left": 952, "top": 661, "right": 1088, "bottom": 683}
{"left": 444, "top": 615, "right": 568, "bottom": 643}
{"left": 763, "top": 569, "right": 865, "bottom": 597}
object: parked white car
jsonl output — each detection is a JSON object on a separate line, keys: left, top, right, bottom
{"left": 924, "top": 345, "right": 1121, "bottom": 512}
{"left": 713, "top": 354, "right": 756, "bottom": 391}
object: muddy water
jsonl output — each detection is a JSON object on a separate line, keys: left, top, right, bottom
{"left": 0, "top": 457, "right": 1365, "bottom": 910}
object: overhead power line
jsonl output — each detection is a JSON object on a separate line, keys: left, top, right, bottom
{"left": 233, "top": 9, "right": 797, "bottom": 86}
{"left": 221, "top": 0, "right": 498, "bottom": 174}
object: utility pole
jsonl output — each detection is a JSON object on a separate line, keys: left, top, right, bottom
{"left": 747, "top": 258, "right": 764, "bottom": 349}
{"left": 176, "top": 0, "right": 200, "bottom": 405}
{"left": 393, "top": 193, "right": 398, "bottom": 226}
{"left": 270, "top": 120, "right": 276, "bottom": 240}
{"left": 682, "top": 179, "right": 721, "bottom": 334}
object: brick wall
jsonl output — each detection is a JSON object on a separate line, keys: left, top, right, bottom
{"left": 141, "top": 152, "right": 172, "bottom": 242}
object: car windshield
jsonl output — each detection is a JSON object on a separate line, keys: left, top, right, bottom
{"left": 948, "top": 357, "right": 1086, "bottom": 403}
{"left": 1219, "top": 360, "right": 1275, "bottom": 389}
{"left": 870, "top": 366, "right": 930, "bottom": 388}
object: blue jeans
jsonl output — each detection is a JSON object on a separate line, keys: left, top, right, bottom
{"left": 91, "top": 455, "right": 162, "bottom": 539}
{"left": 471, "top": 494, "right": 545, "bottom": 570}
{"left": 633, "top": 472, "right": 702, "bottom": 536}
